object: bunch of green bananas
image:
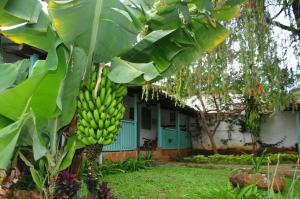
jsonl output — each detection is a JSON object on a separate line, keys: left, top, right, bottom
{"left": 76, "top": 66, "right": 127, "bottom": 145}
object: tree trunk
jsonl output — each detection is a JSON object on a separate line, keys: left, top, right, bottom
{"left": 199, "top": 111, "right": 218, "bottom": 154}
{"left": 71, "top": 148, "right": 84, "bottom": 177}
{"left": 207, "top": 132, "right": 218, "bottom": 154}
{"left": 292, "top": 0, "right": 300, "bottom": 29}
{"left": 47, "top": 176, "right": 56, "bottom": 199}
{"left": 85, "top": 144, "right": 103, "bottom": 193}
{"left": 251, "top": 134, "right": 257, "bottom": 154}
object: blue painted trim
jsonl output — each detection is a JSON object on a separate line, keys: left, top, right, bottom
{"left": 103, "top": 120, "right": 136, "bottom": 151}
{"left": 134, "top": 94, "right": 139, "bottom": 149}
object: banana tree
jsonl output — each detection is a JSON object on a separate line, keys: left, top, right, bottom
{"left": 0, "top": 0, "right": 245, "bottom": 198}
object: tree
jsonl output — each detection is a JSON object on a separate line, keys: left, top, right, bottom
{"left": 163, "top": 1, "right": 297, "bottom": 154}
{"left": 0, "top": 0, "right": 245, "bottom": 198}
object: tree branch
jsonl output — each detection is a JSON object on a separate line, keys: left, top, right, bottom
{"left": 265, "top": 16, "right": 300, "bottom": 36}
{"left": 270, "top": 7, "right": 284, "bottom": 20}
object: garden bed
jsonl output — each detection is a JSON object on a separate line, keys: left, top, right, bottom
{"left": 183, "top": 153, "right": 300, "bottom": 165}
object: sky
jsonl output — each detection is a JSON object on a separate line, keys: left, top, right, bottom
{"left": 268, "top": 2, "right": 299, "bottom": 73}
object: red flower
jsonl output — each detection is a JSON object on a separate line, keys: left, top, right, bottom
{"left": 257, "top": 85, "right": 263, "bottom": 92}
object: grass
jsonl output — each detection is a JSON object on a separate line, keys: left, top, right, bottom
{"left": 104, "top": 164, "right": 300, "bottom": 199}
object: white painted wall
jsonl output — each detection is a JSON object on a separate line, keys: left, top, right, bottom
{"left": 260, "top": 111, "right": 297, "bottom": 148}
{"left": 192, "top": 111, "right": 298, "bottom": 149}
{"left": 192, "top": 121, "right": 252, "bottom": 149}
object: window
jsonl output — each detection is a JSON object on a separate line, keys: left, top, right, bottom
{"left": 129, "top": 107, "right": 134, "bottom": 120}
{"left": 142, "top": 107, "right": 151, "bottom": 129}
{"left": 170, "top": 111, "right": 176, "bottom": 123}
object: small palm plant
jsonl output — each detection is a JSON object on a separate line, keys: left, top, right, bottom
{"left": 251, "top": 149, "right": 268, "bottom": 173}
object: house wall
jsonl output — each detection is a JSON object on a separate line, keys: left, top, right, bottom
{"left": 192, "top": 121, "right": 253, "bottom": 150}
{"left": 192, "top": 111, "right": 298, "bottom": 150}
{"left": 123, "top": 96, "right": 195, "bottom": 148}
{"left": 260, "top": 111, "right": 297, "bottom": 148}
{"left": 161, "top": 109, "right": 189, "bottom": 129}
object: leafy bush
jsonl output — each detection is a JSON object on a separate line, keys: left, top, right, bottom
{"left": 184, "top": 153, "right": 300, "bottom": 165}
{"left": 79, "top": 161, "right": 115, "bottom": 199}
{"left": 99, "top": 155, "right": 154, "bottom": 176}
{"left": 55, "top": 171, "right": 80, "bottom": 199}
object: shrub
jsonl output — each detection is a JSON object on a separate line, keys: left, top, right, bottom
{"left": 99, "top": 155, "right": 154, "bottom": 176}
{"left": 55, "top": 171, "right": 79, "bottom": 199}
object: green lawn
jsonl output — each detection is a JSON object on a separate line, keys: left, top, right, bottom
{"left": 104, "top": 164, "right": 300, "bottom": 199}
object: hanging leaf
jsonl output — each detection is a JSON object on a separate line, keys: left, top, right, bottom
{"left": 213, "top": 5, "right": 240, "bottom": 21}
{"left": 109, "top": 57, "right": 160, "bottom": 84}
{"left": 58, "top": 135, "right": 77, "bottom": 171}
{"left": 193, "top": 19, "right": 231, "bottom": 51}
{"left": 193, "top": 0, "right": 213, "bottom": 11}
{"left": 57, "top": 47, "right": 86, "bottom": 128}
{"left": 0, "top": 61, "right": 46, "bottom": 121}
{"left": 122, "top": 29, "right": 176, "bottom": 62}
{"left": 0, "top": 0, "right": 40, "bottom": 27}
{"left": 30, "top": 46, "right": 67, "bottom": 119}
{"left": 0, "top": 48, "right": 66, "bottom": 122}
{"left": 4, "top": 0, "right": 42, "bottom": 24}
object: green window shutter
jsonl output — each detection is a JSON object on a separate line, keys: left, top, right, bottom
{"left": 142, "top": 107, "right": 151, "bottom": 130}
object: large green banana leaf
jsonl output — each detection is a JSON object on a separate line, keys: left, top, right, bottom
{"left": 0, "top": 0, "right": 42, "bottom": 27}
{"left": 0, "top": 46, "right": 66, "bottom": 121}
{"left": 0, "top": 112, "right": 32, "bottom": 169}
{"left": 109, "top": 0, "right": 245, "bottom": 84}
{"left": 0, "top": 60, "right": 30, "bottom": 92}
{"left": 48, "top": 0, "right": 139, "bottom": 63}
{"left": 57, "top": 47, "right": 86, "bottom": 129}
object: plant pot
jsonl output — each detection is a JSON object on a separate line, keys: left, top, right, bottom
{"left": 228, "top": 172, "right": 285, "bottom": 192}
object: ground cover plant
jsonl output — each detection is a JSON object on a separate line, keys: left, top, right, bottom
{"left": 103, "top": 164, "right": 300, "bottom": 199}
{"left": 183, "top": 153, "right": 300, "bottom": 165}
